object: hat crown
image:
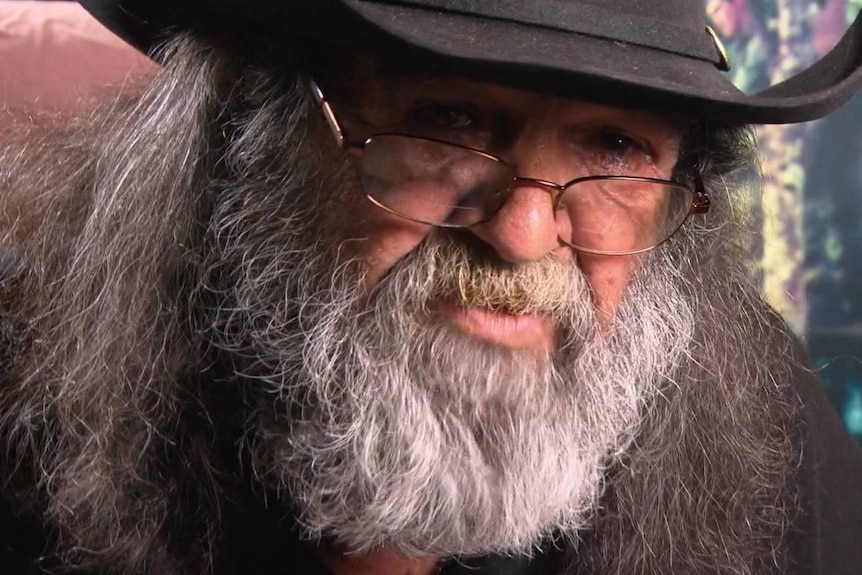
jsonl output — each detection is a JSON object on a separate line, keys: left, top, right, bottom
{"left": 78, "top": 0, "right": 862, "bottom": 123}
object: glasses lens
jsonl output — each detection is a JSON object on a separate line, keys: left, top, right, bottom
{"left": 361, "top": 135, "right": 514, "bottom": 227}
{"left": 557, "top": 177, "right": 693, "bottom": 254}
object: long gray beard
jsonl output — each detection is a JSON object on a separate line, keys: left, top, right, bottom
{"left": 247, "top": 233, "right": 695, "bottom": 557}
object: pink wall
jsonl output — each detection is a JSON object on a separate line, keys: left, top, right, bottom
{"left": 0, "top": 1, "right": 155, "bottom": 116}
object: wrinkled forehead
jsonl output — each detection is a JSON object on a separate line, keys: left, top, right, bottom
{"left": 307, "top": 48, "right": 694, "bottom": 133}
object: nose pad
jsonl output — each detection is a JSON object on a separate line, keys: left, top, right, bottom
{"left": 469, "top": 182, "right": 563, "bottom": 263}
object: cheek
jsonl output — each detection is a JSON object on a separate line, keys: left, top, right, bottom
{"left": 577, "top": 253, "right": 638, "bottom": 325}
{"left": 562, "top": 179, "right": 673, "bottom": 254}
{"left": 361, "top": 213, "right": 433, "bottom": 287}
{"left": 315, "top": 165, "right": 434, "bottom": 290}
{"left": 322, "top": 198, "right": 432, "bottom": 289}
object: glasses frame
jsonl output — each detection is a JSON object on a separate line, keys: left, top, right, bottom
{"left": 308, "top": 78, "right": 710, "bottom": 255}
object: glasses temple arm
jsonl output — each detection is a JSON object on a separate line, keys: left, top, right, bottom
{"left": 308, "top": 77, "right": 347, "bottom": 149}
{"left": 690, "top": 172, "right": 710, "bottom": 214}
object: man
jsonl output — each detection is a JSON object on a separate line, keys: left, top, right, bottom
{"left": 1, "top": 1, "right": 861, "bottom": 574}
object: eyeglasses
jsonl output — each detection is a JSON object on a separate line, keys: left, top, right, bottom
{"left": 309, "top": 79, "right": 710, "bottom": 256}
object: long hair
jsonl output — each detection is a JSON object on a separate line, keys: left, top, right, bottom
{"left": 1, "top": 35, "right": 252, "bottom": 572}
{"left": 568, "top": 125, "right": 800, "bottom": 574}
{"left": 0, "top": 34, "right": 798, "bottom": 574}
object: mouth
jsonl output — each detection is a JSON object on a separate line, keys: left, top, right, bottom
{"left": 430, "top": 297, "right": 557, "bottom": 352}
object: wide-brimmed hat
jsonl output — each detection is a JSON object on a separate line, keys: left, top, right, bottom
{"left": 77, "top": 0, "right": 862, "bottom": 124}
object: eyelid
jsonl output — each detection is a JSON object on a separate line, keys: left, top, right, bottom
{"left": 403, "top": 100, "right": 501, "bottom": 133}
{"left": 570, "top": 125, "right": 656, "bottom": 157}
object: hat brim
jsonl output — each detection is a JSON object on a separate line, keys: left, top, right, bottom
{"left": 77, "top": 0, "right": 862, "bottom": 124}
{"left": 338, "top": 0, "right": 862, "bottom": 124}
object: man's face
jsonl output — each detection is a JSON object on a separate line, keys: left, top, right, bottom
{"left": 242, "top": 62, "right": 696, "bottom": 557}
{"left": 323, "top": 70, "right": 685, "bottom": 351}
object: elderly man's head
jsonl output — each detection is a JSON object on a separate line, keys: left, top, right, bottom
{"left": 232, "top": 53, "right": 701, "bottom": 556}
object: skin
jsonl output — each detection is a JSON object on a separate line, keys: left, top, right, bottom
{"left": 315, "top": 69, "right": 685, "bottom": 574}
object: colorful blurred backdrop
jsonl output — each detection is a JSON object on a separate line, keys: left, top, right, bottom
{"left": 706, "top": 0, "right": 862, "bottom": 442}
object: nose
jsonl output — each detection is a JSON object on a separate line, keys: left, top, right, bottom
{"left": 469, "top": 139, "right": 568, "bottom": 264}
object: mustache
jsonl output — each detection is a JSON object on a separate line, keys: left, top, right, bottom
{"left": 373, "top": 232, "right": 592, "bottom": 323}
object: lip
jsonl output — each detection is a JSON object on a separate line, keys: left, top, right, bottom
{"left": 431, "top": 298, "right": 556, "bottom": 351}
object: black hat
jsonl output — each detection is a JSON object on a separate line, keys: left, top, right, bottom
{"left": 77, "top": 0, "right": 862, "bottom": 124}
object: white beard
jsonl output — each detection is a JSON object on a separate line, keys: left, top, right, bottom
{"left": 249, "top": 235, "right": 695, "bottom": 557}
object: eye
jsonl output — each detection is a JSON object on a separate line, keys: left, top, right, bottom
{"left": 588, "top": 130, "right": 650, "bottom": 156}
{"left": 568, "top": 127, "right": 659, "bottom": 175}
{"left": 406, "top": 103, "right": 481, "bottom": 131}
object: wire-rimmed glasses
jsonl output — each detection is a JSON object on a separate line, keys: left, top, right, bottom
{"left": 309, "top": 79, "right": 710, "bottom": 256}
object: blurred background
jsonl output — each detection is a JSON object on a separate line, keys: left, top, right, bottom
{"left": 705, "top": 0, "right": 862, "bottom": 443}
{"left": 1, "top": 1, "right": 860, "bottom": 442}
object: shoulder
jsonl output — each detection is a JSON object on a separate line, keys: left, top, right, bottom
{"left": 0, "top": 246, "right": 51, "bottom": 569}
{"left": 0, "top": 498, "right": 54, "bottom": 575}
{"left": 0, "top": 247, "right": 30, "bottom": 377}
{"left": 785, "top": 339, "right": 862, "bottom": 574}
{"left": 0, "top": 248, "right": 48, "bottom": 574}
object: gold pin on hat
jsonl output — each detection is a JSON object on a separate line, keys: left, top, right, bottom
{"left": 705, "top": 25, "right": 732, "bottom": 72}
